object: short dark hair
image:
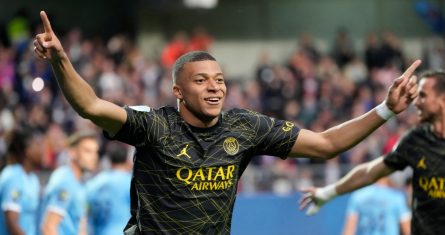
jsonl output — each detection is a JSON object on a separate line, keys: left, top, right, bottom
{"left": 106, "top": 143, "right": 128, "bottom": 164}
{"left": 6, "top": 127, "right": 41, "bottom": 164}
{"left": 67, "top": 130, "right": 97, "bottom": 147}
{"left": 420, "top": 70, "right": 445, "bottom": 93}
{"left": 172, "top": 51, "right": 216, "bottom": 84}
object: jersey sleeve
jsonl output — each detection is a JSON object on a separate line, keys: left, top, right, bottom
{"left": 395, "top": 192, "right": 411, "bottom": 222}
{"left": 345, "top": 192, "right": 360, "bottom": 216}
{"left": 104, "top": 105, "right": 158, "bottom": 147}
{"left": 0, "top": 178, "right": 23, "bottom": 212}
{"left": 383, "top": 131, "right": 412, "bottom": 171}
{"left": 246, "top": 111, "right": 300, "bottom": 158}
{"left": 44, "top": 186, "right": 73, "bottom": 217}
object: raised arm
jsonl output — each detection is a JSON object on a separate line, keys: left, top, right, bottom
{"left": 299, "top": 157, "right": 395, "bottom": 215}
{"left": 289, "top": 60, "right": 421, "bottom": 159}
{"left": 33, "top": 11, "right": 126, "bottom": 135}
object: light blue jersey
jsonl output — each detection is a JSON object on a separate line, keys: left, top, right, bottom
{"left": 0, "top": 164, "right": 39, "bottom": 235}
{"left": 40, "top": 166, "right": 86, "bottom": 235}
{"left": 86, "top": 170, "right": 131, "bottom": 235}
{"left": 346, "top": 184, "right": 411, "bottom": 235}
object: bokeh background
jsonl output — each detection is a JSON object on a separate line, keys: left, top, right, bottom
{"left": 0, "top": 0, "right": 444, "bottom": 234}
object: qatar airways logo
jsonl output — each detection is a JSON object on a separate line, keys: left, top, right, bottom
{"left": 419, "top": 176, "right": 445, "bottom": 199}
{"left": 176, "top": 165, "right": 235, "bottom": 191}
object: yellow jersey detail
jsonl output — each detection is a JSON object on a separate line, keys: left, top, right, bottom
{"left": 177, "top": 144, "right": 191, "bottom": 159}
{"left": 223, "top": 137, "right": 239, "bottom": 155}
{"left": 417, "top": 157, "right": 427, "bottom": 169}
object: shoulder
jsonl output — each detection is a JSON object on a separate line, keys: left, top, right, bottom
{"left": 223, "top": 108, "right": 270, "bottom": 123}
{"left": 85, "top": 172, "right": 107, "bottom": 191}
{"left": 126, "top": 105, "right": 176, "bottom": 114}
{"left": 47, "top": 167, "right": 76, "bottom": 189}
{"left": 127, "top": 105, "right": 151, "bottom": 112}
{"left": 0, "top": 165, "right": 23, "bottom": 182}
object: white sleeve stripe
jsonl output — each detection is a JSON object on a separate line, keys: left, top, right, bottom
{"left": 400, "top": 212, "right": 412, "bottom": 221}
{"left": 2, "top": 203, "right": 21, "bottom": 212}
{"left": 47, "top": 206, "right": 67, "bottom": 217}
{"left": 129, "top": 105, "right": 151, "bottom": 112}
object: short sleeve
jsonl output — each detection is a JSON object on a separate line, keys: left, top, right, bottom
{"left": 384, "top": 132, "right": 412, "bottom": 171}
{"left": 346, "top": 192, "right": 360, "bottom": 216}
{"left": 395, "top": 193, "right": 411, "bottom": 222}
{"left": 104, "top": 105, "right": 153, "bottom": 147}
{"left": 0, "top": 179, "right": 23, "bottom": 212}
{"left": 253, "top": 114, "right": 300, "bottom": 158}
{"left": 45, "top": 187, "right": 72, "bottom": 217}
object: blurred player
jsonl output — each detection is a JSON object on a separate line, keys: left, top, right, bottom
{"left": 34, "top": 10, "right": 420, "bottom": 234}
{"left": 40, "top": 131, "right": 99, "bottom": 235}
{"left": 342, "top": 176, "right": 411, "bottom": 235}
{"left": 86, "top": 142, "right": 131, "bottom": 235}
{"left": 0, "top": 128, "right": 43, "bottom": 235}
{"left": 300, "top": 71, "right": 445, "bottom": 234}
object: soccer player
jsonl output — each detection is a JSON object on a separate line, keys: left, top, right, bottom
{"left": 299, "top": 71, "right": 445, "bottom": 235}
{"left": 0, "top": 128, "right": 43, "bottom": 235}
{"left": 86, "top": 142, "right": 131, "bottom": 235}
{"left": 40, "top": 131, "right": 99, "bottom": 235}
{"left": 34, "top": 11, "right": 420, "bottom": 234}
{"left": 342, "top": 176, "right": 411, "bottom": 235}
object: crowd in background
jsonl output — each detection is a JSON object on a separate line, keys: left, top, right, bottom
{"left": 1, "top": 11, "right": 445, "bottom": 196}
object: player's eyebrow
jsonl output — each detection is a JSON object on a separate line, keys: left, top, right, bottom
{"left": 193, "top": 72, "right": 224, "bottom": 78}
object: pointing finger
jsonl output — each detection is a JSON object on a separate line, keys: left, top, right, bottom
{"left": 40, "top": 11, "right": 53, "bottom": 39}
{"left": 402, "top": 59, "right": 421, "bottom": 78}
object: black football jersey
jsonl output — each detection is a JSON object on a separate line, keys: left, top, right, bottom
{"left": 107, "top": 106, "right": 300, "bottom": 234}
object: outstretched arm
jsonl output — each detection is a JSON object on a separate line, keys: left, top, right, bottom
{"left": 289, "top": 60, "right": 420, "bottom": 159}
{"left": 299, "top": 157, "right": 395, "bottom": 215}
{"left": 33, "top": 11, "right": 126, "bottom": 135}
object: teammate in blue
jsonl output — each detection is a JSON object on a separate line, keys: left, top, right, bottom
{"left": 34, "top": 11, "right": 421, "bottom": 234}
{"left": 40, "top": 131, "right": 99, "bottom": 235}
{"left": 86, "top": 142, "right": 131, "bottom": 235}
{"left": 342, "top": 177, "right": 411, "bottom": 235}
{"left": 0, "top": 128, "right": 43, "bottom": 235}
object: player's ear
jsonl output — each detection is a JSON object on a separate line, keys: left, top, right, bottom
{"left": 173, "top": 85, "right": 183, "bottom": 100}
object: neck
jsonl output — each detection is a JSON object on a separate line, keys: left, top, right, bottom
{"left": 69, "top": 161, "right": 82, "bottom": 180}
{"left": 111, "top": 163, "right": 129, "bottom": 171}
{"left": 21, "top": 160, "right": 35, "bottom": 173}
{"left": 431, "top": 112, "right": 445, "bottom": 138}
{"left": 178, "top": 104, "right": 219, "bottom": 128}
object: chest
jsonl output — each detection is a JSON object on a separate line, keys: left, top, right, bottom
{"left": 149, "top": 129, "right": 251, "bottom": 168}
{"left": 20, "top": 177, "right": 39, "bottom": 212}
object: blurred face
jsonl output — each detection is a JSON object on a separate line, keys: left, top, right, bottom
{"left": 25, "top": 135, "right": 44, "bottom": 168}
{"left": 173, "top": 60, "right": 226, "bottom": 126}
{"left": 71, "top": 138, "right": 99, "bottom": 172}
{"left": 414, "top": 78, "right": 444, "bottom": 123}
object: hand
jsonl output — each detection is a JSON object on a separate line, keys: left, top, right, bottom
{"left": 299, "top": 186, "right": 334, "bottom": 216}
{"left": 33, "top": 11, "right": 64, "bottom": 62}
{"left": 385, "top": 60, "right": 421, "bottom": 114}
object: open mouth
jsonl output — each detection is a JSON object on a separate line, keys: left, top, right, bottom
{"left": 204, "top": 97, "right": 221, "bottom": 104}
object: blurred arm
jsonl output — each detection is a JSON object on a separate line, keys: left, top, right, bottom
{"left": 342, "top": 213, "right": 358, "bottom": 235}
{"left": 4, "top": 210, "right": 25, "bottom": 235}
{"left": 335, "top": 157, "right": 394, "bottom": 194}
{"left": 41, "top": 211, "right": 63, "bottom": 235}
{"left": 400, "top": 218, "right": 411, "bottom": 235}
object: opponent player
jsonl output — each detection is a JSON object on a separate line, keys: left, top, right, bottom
{"left": 300, "top": 71, "right": 445, "bottom": 235}
{"left": 40, "top": 131, "right": 99, "bottom": 235}
{"left": 86, "top": 142, "right": 131, "bottom": 235}
{"left": 342, "top": 176, "right": 411, "bottom": 235}
{"left": 34, "top": 11, "right": 420, "bottom": 234}
{"left": 0, "top": 128, "right": 43, "bottom": 235}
